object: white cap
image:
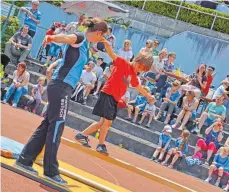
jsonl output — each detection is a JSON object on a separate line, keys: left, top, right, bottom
{"left": 164, "top": 125, "right": 172, "bottom": 133}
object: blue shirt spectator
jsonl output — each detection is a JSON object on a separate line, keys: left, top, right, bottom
{"left": 214, "top": 153, "right": 229, "bottom": 169}
{"left": 175, "top": 137, "right": 189, "bottom": 155}
{"left": 165, "top": 87, "right": 181, "bottom": 102}
{"left": 159, "top": 133, "right": 172, "bottom": 148}
{"left": 135, "top": 95, "right": 147, "bottom": 110}
{"left": 21, "top": 0, "right": 41, "bottom": 37}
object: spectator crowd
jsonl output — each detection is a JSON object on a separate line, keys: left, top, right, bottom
{"left": 1, "top": 0, "right": 229, "bottom": 191}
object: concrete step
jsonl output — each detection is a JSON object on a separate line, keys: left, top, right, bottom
{"left": 64, "top": 112, "right": 229, "bottom": 186}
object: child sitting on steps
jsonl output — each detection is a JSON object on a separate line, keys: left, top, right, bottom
{"left": 151, "top": 125, "right": 172, "bottom": 162}
{"left": 161, "top": 130, "right": 190, "bottom": 169}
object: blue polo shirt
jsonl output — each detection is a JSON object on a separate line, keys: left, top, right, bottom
{"left": 159, "top": 133, "right": 172, "bottom": 148}
{"left": 52, "top": 33, "right": 89, "bottom": 88}
{"left": 166, "top": 88, "right": 181, "bottom": 102}
{"left": 24, "top": 7, "right": 41, "bottom": 32}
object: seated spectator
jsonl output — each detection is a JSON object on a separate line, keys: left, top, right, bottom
{"left": 213, "top": 80, "right": 229, "bottom": 100}
{"left": 181, "top": 64, "right": 207, "bottom": 98}
{"left": 137, "top": 96, "right": 156, "bottom": 128}
{"left": 79, "top": 61, "right": 96, "bottom": 105}
{"left": 155, "top": 52, "right": 176, "bottom": 95}
{"left": 118, "top": 91, "right": 130, "bottom": 108}
{"left": 161, "top": 130, "right": 190, "bottom": 169}
{"left": 202, "top": 66, "right": 215, "bottom": 96}
{"left": 4, "top": 25, "right": 32, "bottom": 65}
{"left": 126, "top": 86, "right": 150, "bottom": 123}
{"left": 152, "top": 40, "right": 160, "bottom": 56}
{"left": 2, "top": 62, "right": 30, "bottom": 107}
{"left": 20, "top": 0, "right": 41, "bottom": 37}
{"left": 142, "top": 71, "right": 157, "bottom": 94}
{"left": 93, "top": 63, "right": 114, "bottom": 97}
{"left": 140, "top": 40, "right": 154, "bottom": 53}
{"left": 155, "top": 80, "right": 181, "bottom": 124}
{"left": 92, "top": 57, "right": 104, "bottom": 79}
{"left": 151, "top": 48, "right": 168, "bottom": 74}
{"left": 128, "top": 73, "right": 142, "bottom": 100}
{"left": 194, "top": 118, "right": 224, "bottom": 166}
{"left": 151, "top": 125, "right": 172, "bottom": 162}
{"left": 24, "top": 76, "right": 45, "bottom": 113}
{"left": 117, "top": 40, "right": 133, "bottom": 61}
{"left": 106, "top": 26, "right": 116, "bottom": 49}
{"left": 192, "top": 95, "right": 226, "bottom": 134}
{"left": 205, "top": 147, "right": 229, "bottom": 187}
{"left": 172, "top": 90, "right": 199, "bottom": 130}
{"left": 44, "top": 22, "right": 66, "bottom": 67}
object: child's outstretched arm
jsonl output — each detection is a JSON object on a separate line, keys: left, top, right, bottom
{"left": 135, "top": 85, "right": 153, "bottom": 102}
{"left": 100, "top": 39, "right": 117, "bottom": 61}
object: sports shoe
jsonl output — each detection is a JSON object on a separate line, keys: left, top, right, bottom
{"left": 96, "top": 144, "right": 109, "bottom": 155}
{"left": 32, "top": 109, "right": 36, "bottom": 113}
{"left": 24, "top": 106, "right": 28, "bottom": 110}
{"left": 223, "top": 185, "right": 229, "bottom": 191}
{"left": 75, "top": 133, "right": 91, "bottom": 147}
{"left": 44, "top": 175, "right": 67, "bottom": 185}
{"left": 82, "top": 99, "right": 87, "bottom": 105}
{"left": 12, "top": 103, "right": 17, "bottom": 108}
{"left": 2, "top": 99, "right": 7, "bottom": 104}
{"left": 204, "top": 160, "right": 209, "bottom": 166}
{"left": 14, "top": 161, "right": 38, "bottom": 175}
{"left": 146, "top": 124, "right": 150, "bottom": 128}
{"left": 40, "top": 112, "right": 44, "bottom": 117}
{"left": 205, "top": 177, "right": 212, "bottom": 183}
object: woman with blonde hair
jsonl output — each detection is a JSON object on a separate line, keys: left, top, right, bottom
{"left": 118, "top": 39, "right": 133, "bottom": 61}
{"left": 2, "top": 62, "right": 30, "bottom": 107}
{"left": 140, "top": 40, "right": 154, "bottom": 53}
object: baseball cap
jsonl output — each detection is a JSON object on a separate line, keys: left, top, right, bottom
{"left": 164, "top": 125, "right": 172, "bottom": 133}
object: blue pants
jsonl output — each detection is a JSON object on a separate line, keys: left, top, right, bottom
{"left": 4, "top": 84, "right": 27, "bottom": 104}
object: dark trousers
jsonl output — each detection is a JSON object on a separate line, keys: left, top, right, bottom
{"left": 17, "top": 80, "right": 72, "bottom": 176}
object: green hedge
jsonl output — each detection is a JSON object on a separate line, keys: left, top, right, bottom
{"left": 4, "top": 0, "right": 64, "bottom": 7}
{"left": 120, "top": 1, "right": 229, "bottom": 34}
{"left": 1, "top": 16, "right": 20, "bottom": 52}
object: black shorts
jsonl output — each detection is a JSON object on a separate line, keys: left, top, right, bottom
{"left": 92, "top": 92, "right": 118, "bottom": 120}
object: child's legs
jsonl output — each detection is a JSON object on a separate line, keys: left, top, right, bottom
{"left": 99, "top": 119, "right": 112, "bottom": 145}
{"left": 208, "top": 164, "right": 217, "bottom": 177}
{"left": 217, "top": 167, "right": 224, "bottom": 181}
{"left": 170, "top": 152, "right": 181, "bottom": 166}
{"left": 41, "top": 103, "right": 48, "bottom": 114}
{"left": 133, "top": 106, "right": 140, "bottom": 121}
{"left": 158, "top": 150, "right": 165, "bottom": 160}
{"left": 127, "top": 105, "right": 134, "bottom": 118}
{"left": 95, "top": 81, "right": 102, "bottom": 93}
{"left": 82, "top": 118, "right": 105, "bottom": 136}
{"left": 159, "top": 102, "right": 168, "bottom": 114}
{"left": 147, "top": 112, "right": 154, "bottom": 125}
{"left": 153, "top": 147, "right": 162, "bottom": 158}
{"left": 139, "top": 111, "right": 147, "bottom": 123}
{"left": 33, "top": 99, "right": 42, "bottom": 110}
{"left": 164, "top": 148, "right": 175, "bottom": 163}
{"left": 85, "top": 84, "right": 94, "bottom": 97}
{"left": 4, "top": 83, "right": 16, "bottom": 101}
{"left": 13, "top": 87, "right": 27, "bottom": 104}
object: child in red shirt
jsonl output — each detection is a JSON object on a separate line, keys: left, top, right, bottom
{"left": 75, "top": 39, "right": 154, "bottom": 155}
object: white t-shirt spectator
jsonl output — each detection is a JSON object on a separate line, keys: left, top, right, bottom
{"left": 145, "top": 104, "right": 156, "bottom": 112}
{"left": 151, "top": 56, "right": 164, "bottom": 73}
{"left": 81, "top": 70, "right": 96, "bottom": 85}
{"left": 13, "top": 70, "right": 30, "bottom": 90}
{"left": 93, "top": 64, "right": 103, "bottom": 79}
{"left": 118, "top": 48, "right": 133, "bottom": 61}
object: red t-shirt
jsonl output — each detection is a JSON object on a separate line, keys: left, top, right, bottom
{"left": 102, "top": 57, "right": 139, "bottom": 102}
{"left": 46, "top": 29, "right": 54, "bottom": 36}
{"left": 202, "top": 75, "right": 213, "bottom": 96}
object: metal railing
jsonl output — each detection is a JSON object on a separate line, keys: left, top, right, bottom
{"left": 141, "top": 0, "right": 229, "bottom": 31}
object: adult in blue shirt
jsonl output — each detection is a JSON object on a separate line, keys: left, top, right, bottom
{"left": 16, "top": 18, "right": 108, "bottom": 185}
{"left": 21, "top": 0, "right": 41, "bottom": 37}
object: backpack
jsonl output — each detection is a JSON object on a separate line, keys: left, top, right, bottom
{"left": 71, "top": 84, "right": 85, "bottom": 104}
